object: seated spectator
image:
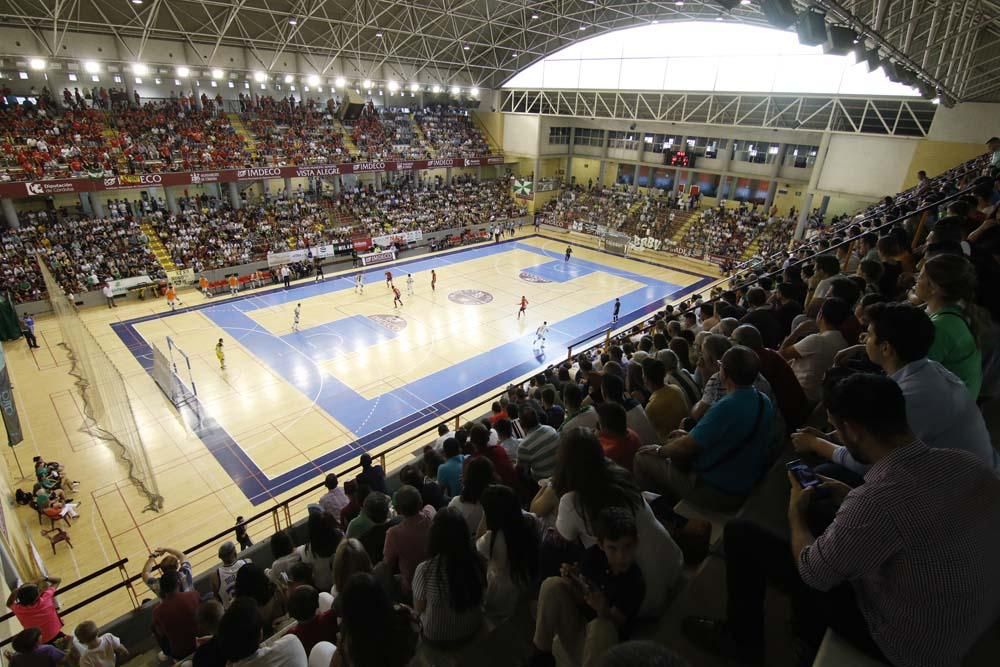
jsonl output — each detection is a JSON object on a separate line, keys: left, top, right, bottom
{"left": 348, "top": 492, "right": 392, "bottom": 564}
{"left": 332, "top": 538, "right": 373, "bottom": 606}
{"left": 601, "top": 640, "right": 688, "bottom": 667}
{"left": 191, "top": 600, "right": 225, "bottom": 667}
{"left": 657, "top": 349, "right": 701, "bottom": 408}
{"left": 356, "top": 453, "right": 387, "bottom": 494}
{"left": 143, "top": 546, "right": 194, "bottom": 597}
{"left": 73, "top": 620, "right": 128, "bottom": 667}
{"left": 731, "top": 325, "right": 810, "bottom": 432}
{"left": 528, "top": 508, "right": 645, "bottom": 667}
{"left": 465, "top": 423, "right": 516, "bottom": 486}
{"left": 793, "top": 302, "right": 997, "bottom": 483}
{"left": 541, "top": 387, "right": 565, "bottom": 429}
{"left": 211, "top": 541, "right": 249, "bottom": 608}
{"left": 399, "top": 463, "right": 445, "bottom": 510}
{"left": 234, "top": 563, "right": 289, "bottom": 636}
{"left": 152, "top": 571, "right": 201, "bottom": 660}
{"left": 915, "top": 253, "right": 985, "bottom": 398}
{"left": 739, "top": 287, "right": 782, "bottom": 349}
{"left": 266, "top": 530, "right": 301, "bottom": 589}
{"left": 218, "top": 598, "right": 306, "bottom": 667}
{"left": 691, "top": 334, "right": 774, "bottom": 424}
{"left": 9, "top": 628, "right": 65, "bottom": 667}
{"left": 559, "top": 383, "right": 599, "bottom": 433}
{"left": 489, "top": 401, "right": 507, "bottom": 424}
{"left": 634, "top": 346, "right": 774, "bottom": 511}
{"left": 551, "top": 428, "right": 682, "bottom": 617}
{"left": 296, "top": 506, "right": 342, "bottom": 593}
{"left": 413, "top": 507, "right": 487, "bottom": 644}
{"left": 477, "top": 484, "right": 540, "bottom": 621}
{"left": 338, "top": 480, "right": 364, "bottom": 529}
{"left": 7, "top": 577, "right": 63, "bottom": 645}
{"left": 318, "top": 473, "right": 349, "bottom": 521}
{"left": 494, "top": 418, "right": 522, "bottom": 461}
{"left": 382, "top": 484, "right": 435, "bottom": 598}
{"left": 436, "top": 438, "right": 466, "bottom": 498}
{"left": 780, "top": 297, "right": 850, "bottom": 402}
{"left": 641, "top": 357, "right": 688, "bottom": 442}
{"left": 595, "top": 401, "right": 642, "bottom": 470}
{"left": 330, "top": 573, "right": 418, "bottom": 667}
{"left": 285, "top": 586, "right": 338, "bottom": 655}
{"left": 773, "top": 282, "right": 804, "bottom": 340}
{"left": 516, "top": 407, "right": 560, "bottom": 481}
{"left": 684, "top": 373, "right": 1000, "bottom": 666}
{"left": 448, "top": 457, "right": 494, "bottom": 537}
{"left": 600, "top": 373, "right": 658, "bottom": 446}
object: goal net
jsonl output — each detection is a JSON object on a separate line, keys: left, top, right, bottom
{"left": 603, "top": 232, "right": 631, "bottom": 257}
{"left": 37, "top": 259, "right": 163, "bottom": 512}
{"left": 151, "top": 336, "right": 199, "bottom": 411}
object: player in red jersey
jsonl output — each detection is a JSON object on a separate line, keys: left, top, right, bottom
{"left": 392, "top": 285, "right": 403, "bottom": 309}
{"left": 385, "top": 270, "right": 393, "bottom": 287}
{"left": 517, "top": 296, "right": 528, "bottom": 319}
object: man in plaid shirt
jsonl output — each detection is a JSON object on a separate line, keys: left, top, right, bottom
{"left": 683, "top": 373, "right": 1000, "bottom": 666}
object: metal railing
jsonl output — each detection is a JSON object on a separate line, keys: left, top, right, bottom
{"left": 2, "top": 158, "right": 983, "bottom": 638}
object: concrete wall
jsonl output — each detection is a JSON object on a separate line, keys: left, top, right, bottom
{"left": 816, "top": 134, "right": 919, "bottom": 199}
{"left": 501, "top": 114, "right": 542, "bottom": 157}
{"left": 927, "top": 102, "right": 1000, "bottom": 144}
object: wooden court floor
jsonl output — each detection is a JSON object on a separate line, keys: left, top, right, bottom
{"left": 0, "top": 230, "right": 719, "bottom": 630}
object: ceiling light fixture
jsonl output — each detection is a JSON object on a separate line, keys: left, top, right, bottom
{"left": 176, "top": 66, "right": 190, "bottom": 77}
{"left": 362, "top": 78, "right": 372, "bottom": 88}
{"left": 388, "top": 80, "right": 399, "bottom": 92}
{"left": 307, "top": 74, "right": 320, "bottom": 86}
{"left": 432, "top": 84, "right": 442, "bottom": 93}
{"left": 335, "top": 76, "right": 346, "bottom": 87}
{"left": 254, "top": 71, "right": 267, "bottom": 82}
{"left": 84, "top": 61, "right": 100, "bottom": 73}
{"left": 450, "top": 85, "right": 461, "bottom": 95}
{"left": 531, "top": 13, "right": 539, "bottom": 19}
{"left": 410, "top": 82, "right": 420, "bottom": 92}
{"left": 470, "top": 87, "right": 479, "bottom": 96}
{"left": 211, "top": 68, "right": 224, "bottom": 79}
{"left": 29, "top": 58, "right": 46, "bottom": 70}
{"left": 132, "top": 63, "right": 148, "bottom": 75}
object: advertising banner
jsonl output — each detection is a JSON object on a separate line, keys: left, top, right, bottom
{"left": 372, "top": 230, "right": 422, "bottom": 248}
{"left": 0, "top": 345, "right": 23, "bottom": 446}
{"left": 359, "top": 249, "right": 396, "bottom": 266}
{"left": 109, "top": 275, "right": 154, "bottom": 296}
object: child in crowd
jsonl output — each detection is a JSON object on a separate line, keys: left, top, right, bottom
{"left": 9, "top": 628, "right": 64, "bottom": 667}
{"left": 285, "top": 586, "right": 339, "bottom": 655}
{"left": 73, "top": 621, "right": 128, "bottom": 667}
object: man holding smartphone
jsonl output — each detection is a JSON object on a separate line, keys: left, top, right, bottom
{"left": 683, "top": 373, "right": 1000, "bottom": 667}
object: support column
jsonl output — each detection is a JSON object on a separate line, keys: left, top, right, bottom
{"left": 227, "top": 181, "right": 242, "bottom": 209}
{"left": 633, "top": 163, "right": 640, "bottom": 190}
{"left": 765, "top": 180, "right": 779, "bottom": 208}
{"left": 284, "top": 177, "right": 293, "bottom": 199}
{"left": 331, "top": 175, "right": 341, "bottom": 195}
{"left": 2, "top": 197, "right": 19, "bottom": 229}
{"left": 566, "top": 127, "right": 577, "bottom": 186}
{"left": 91, "top": 195, "right": 107, "bottom": 219}
{"left": 79, "top": 192, "right": 94, "bottom": 216}
{"left": 769, "top": 144, "right": 785, "bottom": 180}
{"left": 598, "top": 160, "right": 607, "bottom": 187}
{"left": 164, "top": 186, "right": 180, "bottom": 215}
{"left": 446, "top": 167, "right": 454, "bottom": 184}
{"left": 795, "top": 131, "right": 831, "bottom": 240}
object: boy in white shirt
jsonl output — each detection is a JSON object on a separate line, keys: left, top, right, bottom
{"left": 74, "top": 621, "right": 128, "bottom": 667}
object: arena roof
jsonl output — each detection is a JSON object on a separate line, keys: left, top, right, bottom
{"left": 2, "top": 1, "right": 999, "bottom": 102}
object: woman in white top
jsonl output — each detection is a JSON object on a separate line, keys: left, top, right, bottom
{"left": 476, "top": 485, "right": 540, "bottom": 621}
{"left": 552, "top": 427, "right": 683, "bottom": 618}
{"left": 265, "top": 531, "right": 301, "bottom": 589}
{"left": 296, "top": 506, "right": 342, "bottom": 593}
{"left": 446, "top": 457, "right": 493, "bottom": 537}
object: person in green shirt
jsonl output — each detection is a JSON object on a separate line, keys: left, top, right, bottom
{"left": 915, "top": 254, "right": 985, "bottom": 399}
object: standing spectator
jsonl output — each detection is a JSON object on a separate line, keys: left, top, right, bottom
{"left": 413, "top": 508, "right": 487, "bottom": 644}
{"left": 217, "top": 598, "right": 306, "bottom": 667}
{"left": 102, "top": 282, "right": 116, "bottom": 308}
{"left": 152, "top": 571, "right": 201, "bottom": 661}
{"left": 356, "top": 453, "right": 388, "bottom": 493}
{"left": 73, "top": 621, "right": 128, "bottom": 667}
{"left": 331, "top": 573, "right": 418, "bottom": 667}
{"left": 20, "top": 314, "right": 39, "bottom": 349}
{"left": 318, "top": 473, "right": 349, "bottom": 521}
{"left": 9, "top": 628, "right": 64, "bottom": 667}
{"left": 6, "top": 577, "right": 63, "bottom": 644}
{"left": 210, "top": 541, "right": 248, "bottom": 608}
{"left": 382, "top": 485, "right": 435, "bottom": 598}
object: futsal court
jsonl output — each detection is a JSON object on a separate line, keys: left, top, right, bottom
{"left": 1, "top": 230, "right": 716, "bottom": 625}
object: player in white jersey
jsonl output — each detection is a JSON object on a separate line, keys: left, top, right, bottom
{"left": 292, "top": 303, "right": 301, "bottom": 331}
{"left": 355, "top": 271, "right": 364, "bottom": 294}
{"left": 406, "top": 273, "right": 414, "bottom": 296}
{"left": 534, "top": 321, "right": 549, "bottom": 349}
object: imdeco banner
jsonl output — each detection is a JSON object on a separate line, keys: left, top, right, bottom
{"left": 0, "top": 345, "right": 23, "bottom": 446}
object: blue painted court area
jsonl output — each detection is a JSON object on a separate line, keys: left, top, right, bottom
{"left": 113, "top": 238, "right": 714, "bottom": 504}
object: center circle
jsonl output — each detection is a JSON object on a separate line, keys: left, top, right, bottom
{"left": 448, "top": 289, "right": 494, "bottom": 305}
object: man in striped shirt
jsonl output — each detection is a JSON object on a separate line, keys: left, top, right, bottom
{"left": 683, "top": 373, "right": 1000, "bottom": 666}
{"left": 514, "top": 407, "right": 560, "bottom": 482}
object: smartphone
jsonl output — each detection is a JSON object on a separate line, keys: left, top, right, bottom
{"left": 786, "top": 459, "right": 822, "bottom": 490}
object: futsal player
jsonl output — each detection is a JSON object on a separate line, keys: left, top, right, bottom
{"left": 199, "top": 275, "right": 211, "bottom": 298}
{"left": 355, "top": 271, "right": 365, "bottom": 294}
{"left": 534, "top": 321, "right": 548, "bottom": 349}
{"left": 165, "top": 283, "right": 182, "bottom": 311}
{"left": 314, "top": 258, "right": 325, "bottom": 282}
{"left": 431, "top": 269, "right": 437, "bottom": 291}
{"left": 385, "top": 270, "right": 393, "bottom": 287}
{"left": 565, "top": 246, "right": 573, "bottom": 261}
{"left": 292, "top": 303, "right": 301, "bottom": 331}
{"left": 517, "top": 296, "right": 528, "bottom": 319}
{"left": 392, "top": 285, "right": 403, "bottom": 309}
{"left": 228, "top": 274, "right": 239, "bottom": 295}
{"left": 612, "top": 298, "right": 620, "bottom": 323}
{"left": 406, "top": 273, "right": 414, "bottom": 296}
{"left": 215, "top": 339, "right": 226, "bottom": 370}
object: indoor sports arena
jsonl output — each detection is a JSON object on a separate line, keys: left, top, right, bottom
{"left": 0, "top": 1, "right": 998, "bottom": 665}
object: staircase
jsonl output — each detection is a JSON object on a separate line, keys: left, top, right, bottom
{"left": 472, "top": 112, "right": 502, "bottom": 154}
{"left": 101, "top": 125, "right": 130, "bottom": 173}
{"left": 334, "top": 118, "right": 358, "bottom": 156}
{"left": 668, "top": 211, "right": 700, "bottom": 244}
{"left": 141, "top": 223, "right": 177, "bottom": 273}
{"left": 227, "top": 113, "right": 258, "bottom": 160}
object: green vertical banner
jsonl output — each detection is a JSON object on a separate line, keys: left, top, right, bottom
{"left": 0, "top": 292, "right": 20, "bottom": 341}
{"left": 0, "top": 345, "right": 23, "bottom": 446}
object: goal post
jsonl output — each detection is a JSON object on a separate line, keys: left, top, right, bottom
{"left": 151, "top": 336, "right": 199, "bottom": 410}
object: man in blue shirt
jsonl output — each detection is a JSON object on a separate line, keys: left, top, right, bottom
{"left": 634, "top": 346, "right": 774, "bottom": 511}
{"left": 435, "top": 438, "right": 465, "bottom": 498}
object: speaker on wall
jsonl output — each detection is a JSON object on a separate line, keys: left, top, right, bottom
{"left": 761, "top": 0, "right": 798, "bottom": 29}
{"left": 796, "top": 9, "right": 828, "bottom": 46}
{"left": 824, "top": 25, "right": 858, "bottom": 55}
{"left": 337, "top": 90, "right": 366, "bottom": 121}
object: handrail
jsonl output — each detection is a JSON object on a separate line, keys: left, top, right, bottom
{"left": 5, "top": 158, "right": 982, "bottom": 635}
{"left": 0, "top": 558, "right": 130, "bottom": 625}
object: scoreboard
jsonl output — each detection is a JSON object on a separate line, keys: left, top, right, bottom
{"left": 664, "top": 150, "right": 695, "bottom": 168}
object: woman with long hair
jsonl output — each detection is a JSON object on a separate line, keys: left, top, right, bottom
{"left": 916, "top": 253, "right": 986, "bottom": 398}
{"left": 412, "top": 507, "right": 486, "bottom": 643}
{"left": 331, "top": 538, "right": 373, "bottom": 612}
{"left": 478, "top": 484, "right": 540, "bottom": 620}
{"left": 447, "top": 456, "right": 494, "bottom": 536}
{"left": 296, "top": 506, "right": 343, "bottom": 593}
{"left": 331, "top": 573, "right": 418, "bottom": 667}
{"left": 232, "top": 562, "right": 288, "bottom": 635}
{"left": 552, "top": 427, "right": 683, "bottom": 618}
{"left": 266, "top": 529, "right": 301, "bottom": 589}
